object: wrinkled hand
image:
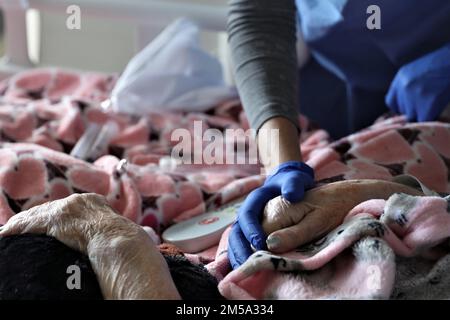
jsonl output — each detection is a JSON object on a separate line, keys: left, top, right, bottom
{"left": 386, "top": 43, "right": 450, "bottom": 122}
{"left": 0, "top": 194, "right": 180, "bottom": 300}
{"left": 262, "top": 179, "right": 424, "bottom": 253}
{"left": 262, "top": 184, "right": 352, "bottom": 253}
{"left": 228, "top": 161, "right": 315, "bottom": 269}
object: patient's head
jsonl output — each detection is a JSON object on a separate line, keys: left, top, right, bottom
{"left": 0, "top": 234, "right": 103, "bottom": 300}
{"left": 0, "top": 234, "right": 223, "bottom": 300}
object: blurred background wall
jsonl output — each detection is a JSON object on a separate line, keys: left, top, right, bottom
{"left": 0, "top": 0, "right": 229, "bottom": 78}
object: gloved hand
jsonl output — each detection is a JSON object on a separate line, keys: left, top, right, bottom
{"left": 228, "top": 161, "right": 315, "bottom": 269}
{"left": 386, "top": 43, "right": 450, "bottom": 122}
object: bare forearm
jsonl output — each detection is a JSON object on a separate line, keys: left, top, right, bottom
{"left": 88, "top": 232, "right": 181, "bottom": 300}
{"left": 258, "top": 117, "right": 302, "bottom": 173}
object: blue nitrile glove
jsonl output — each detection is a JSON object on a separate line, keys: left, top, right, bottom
{"left": 386, "top": 43, "right": 450, "bottom": 122}
{"left": 228, "top": 161, "right": 315, "bottom": 269}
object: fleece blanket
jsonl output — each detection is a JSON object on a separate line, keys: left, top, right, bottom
{"left": 0, "top": 69, "right": 449, "bottom": 227}
{"left": 216, "top": 176, "right": 450, "bottom": 299}
{"left": 0, "top": 68, "right": 268, "bottom": 231}
{"left": 0, "top": 68, "right": 450, "bottom": 298}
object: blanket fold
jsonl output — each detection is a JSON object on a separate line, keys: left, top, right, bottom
{"left": 217, "top": 176, "right": 450, "bottom": 299}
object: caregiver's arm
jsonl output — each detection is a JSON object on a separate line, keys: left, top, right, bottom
{"left": 0, "top": 194, "right": 180, "bottom": 300}
{"left": 262, "top": 179, "right": 424, "bottom": 253}
{"left": 228, "top": 0, "right": 301, "bottom": 171}
{"left": 228, "top": 0, "right": 299, "bottom": 135}
{"left": 227, "top": 0, "right": 317, "bottom": 269}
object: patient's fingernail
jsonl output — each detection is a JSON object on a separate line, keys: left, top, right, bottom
{"left": 266, "top": 236, "right": 280, "bottom": 250}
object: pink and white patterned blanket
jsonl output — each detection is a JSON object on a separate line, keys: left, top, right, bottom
{"left": 0, "top": 68, "right": 449, "bottom": 299}
{"left": 216, "top": 179, "right": 450, "bottom": 299}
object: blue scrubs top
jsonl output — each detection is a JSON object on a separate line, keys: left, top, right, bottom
{"left": 295, "top": 0, "right": 450, "bottom": 138}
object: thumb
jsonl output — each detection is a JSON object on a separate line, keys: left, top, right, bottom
{"left": 385, "top": 87, "right": 399, "bottom": 114}
{"left": 266, "top": 211, "right": 328, "bottom": 253}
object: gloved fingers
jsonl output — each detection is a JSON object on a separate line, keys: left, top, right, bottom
{"left": 416, "top": 91, "right": 450, "bottom": 122}
{"left": 227, "top": 243, "right": 238, "bottom": 270}
{"left": 387, "top": 87, "right": 418, "bottom": 121}
{"left": 239, "top": 186, "right": 279, "bottom": 250}
{"left": 406, "top": 109, "right": 418, "bottom": 122}
{"left": 385, "top": 85, "right": 400, "bottom": 115}
{"left": 402, "top": 94, "right": 418, "bottom": 122}
{"left": 228, "top": 222, "right": 254, "bottom": 269}
{"left": 265, "top": 210, "right": 329, "bottom": 253}
{"left": 387, "top": 52, "right": 450, "bottom": 122}
{"left": 281, "top": 171, "right": 314, "bottom": 203}
{"left": 281, "top": 172, "right": 304, "bottom": 203}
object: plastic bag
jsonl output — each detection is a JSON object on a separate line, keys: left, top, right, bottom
{"left": 111, "top": 18, "right": 237, "bottom": 115}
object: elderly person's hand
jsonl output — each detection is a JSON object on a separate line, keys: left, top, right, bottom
{"left": 228, "top": 161, "right": 315, "bottom": 269}
{"left": 0, "top": 193, "right": 180, "bottom": 300}
{"left": 262, "top": 179, "right": 424, "bottom": 253}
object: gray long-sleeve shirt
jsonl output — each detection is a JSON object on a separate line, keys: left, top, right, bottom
{"left": 227, "top": 0, "right": 300, "bottom": 133}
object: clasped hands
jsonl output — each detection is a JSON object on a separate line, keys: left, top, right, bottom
{"left": 229, "top": 161, "right": 423, "bottom": 269}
